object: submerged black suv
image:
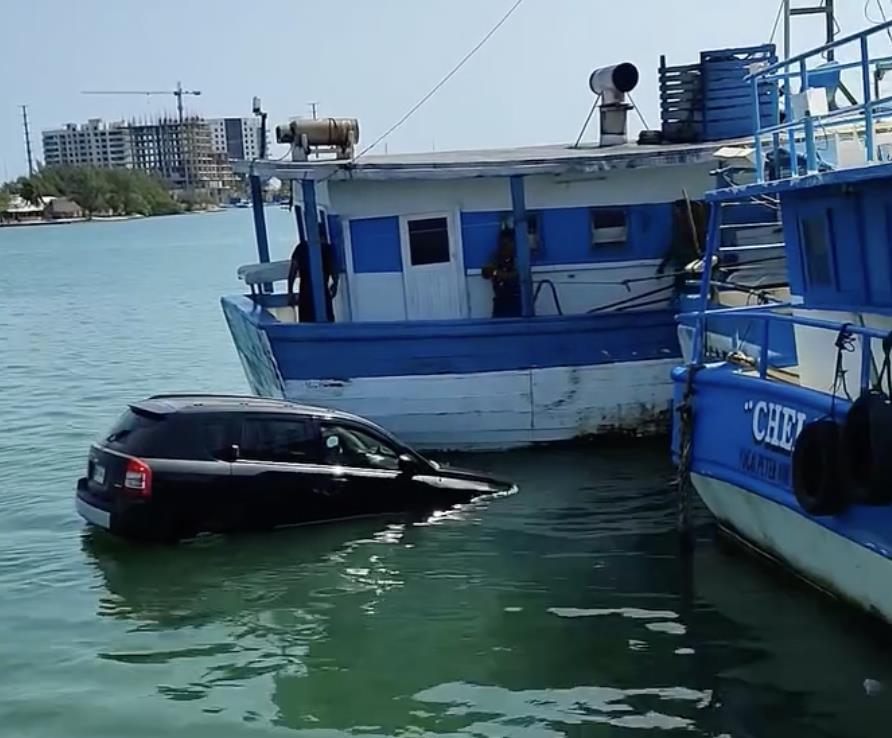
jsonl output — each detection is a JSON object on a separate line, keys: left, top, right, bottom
{"left": 76, "top": 395, "right": 514, "bottom": 541}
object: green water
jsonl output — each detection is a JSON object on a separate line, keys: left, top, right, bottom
{"left": 2, "top": 210, "right": 892, "bottom": 737}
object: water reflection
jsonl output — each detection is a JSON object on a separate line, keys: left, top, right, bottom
{"left": 75, "top": 445, "right": 892, "bottom": 737}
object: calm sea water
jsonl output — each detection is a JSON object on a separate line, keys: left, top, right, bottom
{"left": 2, "top": 210, "right": 892, "bottom": 738}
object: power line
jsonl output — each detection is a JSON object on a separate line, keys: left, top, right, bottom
{"left": 768, "top": 0, "right": 785, "bottom": 45}
{"left": 355, "top": 0, "right": 526, "bottom": 160}
{"left": 872, "top": 0, "right": 892, "bottom": 44}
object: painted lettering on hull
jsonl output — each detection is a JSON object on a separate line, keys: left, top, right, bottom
{"left": 744, "top": 400, "right": 807, "bottom": 453}
{"left": 739, "top": 447, "right": 791, "bottom": 486}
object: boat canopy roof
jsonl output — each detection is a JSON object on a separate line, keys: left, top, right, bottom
{"left": 235, "top": 139, "right": 737, "bottom": 183}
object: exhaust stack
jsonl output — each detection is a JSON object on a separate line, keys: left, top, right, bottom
{"left": 589, "top": 63, "right": 639, "bottom": 147}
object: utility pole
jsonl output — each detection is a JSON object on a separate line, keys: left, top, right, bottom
{"left": 21, "top": 105, "right": 34, "bottom": 176}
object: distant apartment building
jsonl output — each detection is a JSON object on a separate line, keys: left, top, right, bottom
{"left": 40, "top": 116, "right": 239, "bottom": 201}
{"left": 42, "top": 119, "right": 133, "bottom": 169}
{"left": 128, "top": 117, "right": 234, "bottom": 199}
{"left": 207, "top": 117, "right": 265, "bottom": 161}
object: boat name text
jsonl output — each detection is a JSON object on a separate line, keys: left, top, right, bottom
{"left": 744, "top": 400, "right": 806, "bottom": 453}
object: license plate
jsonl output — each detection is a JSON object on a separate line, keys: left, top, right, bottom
{"left": 91, "top": 464, "right": 106, "bottom": 485}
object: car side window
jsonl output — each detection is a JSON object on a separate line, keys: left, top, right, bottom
{"left": 240, "top": 417, "right": 319, "bottom": 464}
{"left": 321, "top": 424, "right": 400, "bottom": 471}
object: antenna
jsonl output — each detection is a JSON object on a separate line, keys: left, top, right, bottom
{"left": 309, "top": 102, "right": 319, "bottom": 120}
{"left": 21, "top": 105, "right": 34, "bottom": 176}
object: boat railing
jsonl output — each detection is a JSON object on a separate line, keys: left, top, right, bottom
{"left": 681, "top": 302, "right": 891, "bottom": 392}
{"left": 748, "top": 19, "right": 892, "bottom": 182}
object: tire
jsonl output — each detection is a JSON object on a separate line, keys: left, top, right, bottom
{"left": 841, "top": 392, "right": 892, "bottom": 505}
{"left": 867, "top": 393, "right": 892, "bottom": 505}
{"left": 841, "top": 392, "right": 877, "bottom": 498}
{"left": 792, "top": 419, "right": 846, "bottom": 515}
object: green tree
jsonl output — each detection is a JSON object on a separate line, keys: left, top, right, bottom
{"left": 2, "top": 166, "right": 182, "bottom": 218}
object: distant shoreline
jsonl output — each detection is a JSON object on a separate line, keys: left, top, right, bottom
{"left": 0, "top": 207, "right": 226, "bottom": 229}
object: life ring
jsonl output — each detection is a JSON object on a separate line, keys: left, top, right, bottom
{"left": 792, "top": 419, "right": 846, "bottom": 515}
{"left": 842, "top": 391, "right": 892, "bottom": 505}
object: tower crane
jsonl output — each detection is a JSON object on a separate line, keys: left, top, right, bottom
{"left": 81, "top": 82, "right": 201, "bottom": 124}
{"left": 81, "top": 82, "right": 203, "bottom": 197}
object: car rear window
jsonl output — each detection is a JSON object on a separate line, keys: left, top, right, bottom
{"left": 103, "top": 409, "right": 166, "bottom": 454}
{"left": 103, "top": 409, "right": 230, "bottom": 460}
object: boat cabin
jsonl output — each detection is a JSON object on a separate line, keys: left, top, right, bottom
{"left": 247, "top": 141, "right": 739, "bottom": 326}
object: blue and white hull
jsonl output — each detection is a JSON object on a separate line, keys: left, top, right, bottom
{"left": 223, "top": 294, "right": 680, "bottom": 451}
{"left": 691, "top": 473, "right": 892, "bottom": 621}
{"left": 672, "top": 364, "right": 892, "bottom": 623}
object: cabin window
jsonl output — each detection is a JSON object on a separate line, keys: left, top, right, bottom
{"left": 591, "top": 208, "right": 628, "bottom": 247}
{"left": 501, "top": 213, "right": 543, "bottom": 253}
{"left": 800, "top": 214, "right": 833, "bottom": 287}
{"left": 407, "top": 217, "right": 450, "bottom": 265}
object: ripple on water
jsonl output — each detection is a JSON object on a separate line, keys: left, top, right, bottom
{"left": 414, "top": 682, "right": 711, "bottom": 733}
{"left": 4, "top": 215, "right": 892, "bottom": 737}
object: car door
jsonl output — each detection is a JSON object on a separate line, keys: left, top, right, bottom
{"left": 318, "top": 422, "right": 412, "bottom": 516}
{"left": 229, "top": 413, "right": 336, "bottom": 529}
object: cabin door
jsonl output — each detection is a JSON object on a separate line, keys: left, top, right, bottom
{"left": 399, "top": 213, "right": 467, "bottom": 320}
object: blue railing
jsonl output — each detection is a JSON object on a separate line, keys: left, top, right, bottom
{"left": 748, "top": 19, "right": 892, "bottom": 182}
{"left": 682, "top": 302, "right": 890, "bottom": 392}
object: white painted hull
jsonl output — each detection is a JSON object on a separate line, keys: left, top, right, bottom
{"left": 692, "top": 473, "right": 892, "bottom": 623}
{"left": 285, "top": 358, "right": 676, "bottom": 451}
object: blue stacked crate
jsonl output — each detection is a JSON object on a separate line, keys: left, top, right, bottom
{"left": 701, "top": 44, "right": 778, "bottom": 141}
{"left": 659, "top": 55, "right": 704, "bottom": 143}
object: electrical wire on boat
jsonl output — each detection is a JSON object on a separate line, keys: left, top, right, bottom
{"left": 354, "top": 0, "right": 527, "bottom": 160}
{"left": 865, "top": 0, "right": 892, "bottom": 45}
{"left": 585, "top": 283, "right": 676, "bottom": 313}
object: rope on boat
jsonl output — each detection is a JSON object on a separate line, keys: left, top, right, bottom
{"left": 675, "top": 363, "right": 701, "bottom": 555}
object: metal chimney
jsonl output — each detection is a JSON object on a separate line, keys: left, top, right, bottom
{"left": 589, "top": 63, "right": 639, "bottom": 147}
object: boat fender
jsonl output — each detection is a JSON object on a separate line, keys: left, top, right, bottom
{"left": 846, "top": 391, "right": 892, "bottom": 505}
{"left": 792, "top": 419, "right": 846, "bottom": 515}
{"left": 841, "top": 391, "right": 883, "bottom": 501}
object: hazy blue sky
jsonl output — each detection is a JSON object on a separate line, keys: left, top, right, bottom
{"left": 0, "top": 1, "right": 882, "bottom": 178}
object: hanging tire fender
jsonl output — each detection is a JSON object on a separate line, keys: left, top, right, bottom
{"left": 792, "top": 419, "right": 846, "bottom": 515}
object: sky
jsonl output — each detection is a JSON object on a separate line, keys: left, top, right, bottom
{"left": 0, "top": 0, "right": 885, "bottom": 179}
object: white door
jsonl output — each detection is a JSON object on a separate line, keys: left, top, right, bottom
{"left": 399, "top": 213, "right": 466, "bottom": 320}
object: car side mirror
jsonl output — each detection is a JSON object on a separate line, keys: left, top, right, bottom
{"left": 220, "top": 444, "right": 240, "bottom": 462}
{"left": 398, "top": 453, "right": 418, "bottom": 474}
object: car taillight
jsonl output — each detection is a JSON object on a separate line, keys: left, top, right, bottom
{"left": 124, "top": 457, "right": 152, "bottom": 498}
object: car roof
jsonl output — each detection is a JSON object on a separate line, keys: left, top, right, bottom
{"left": 134, "top": 394, "right": 370, "bottom": 425}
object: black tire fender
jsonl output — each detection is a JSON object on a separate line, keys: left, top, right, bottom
{"left": 792, "top": 419, "right": 846, "bottom": 515}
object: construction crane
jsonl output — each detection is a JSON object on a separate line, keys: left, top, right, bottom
{"left": 81, "top": 81, "right": 201, "bottom": 124}
{"left": 81, "top": 82, "right": 202, "bottom": 197}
